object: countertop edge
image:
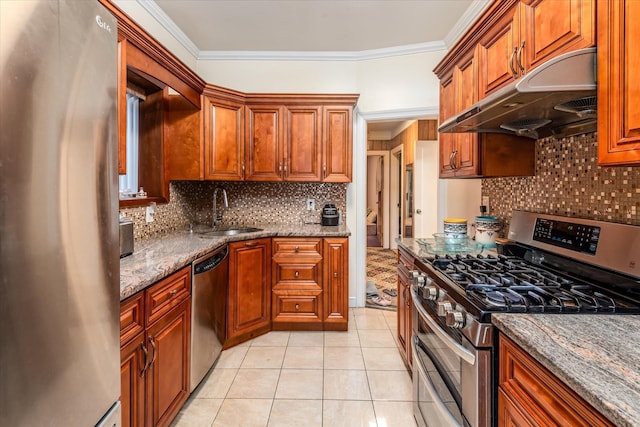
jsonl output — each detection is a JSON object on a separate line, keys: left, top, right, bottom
{"left": 493, "top": 313, "right": 640, "bottom": 427}
{"left": 120, "top": 224, "right": 350, "bottom": 301}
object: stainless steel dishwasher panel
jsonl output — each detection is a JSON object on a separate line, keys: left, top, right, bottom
{"left": 191, "top": 245, "right": 229, "bottom": 392}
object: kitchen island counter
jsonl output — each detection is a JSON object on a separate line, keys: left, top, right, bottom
{"left": 493, "top": 314, "right": 640, "bottom": 427}
{"left": 120, "top": 224, "right": 350, "bottom": 300}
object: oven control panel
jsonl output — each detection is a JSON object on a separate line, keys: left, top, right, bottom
{"left": 533, "top": 218, "right": 600, "bottom": 255}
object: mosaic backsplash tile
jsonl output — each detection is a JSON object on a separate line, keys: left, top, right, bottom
{"left": 120, "top": 181, "right": 347, "bottom": 240}
{"left": 482, "top": 133, "right": 640, "bottom": 233}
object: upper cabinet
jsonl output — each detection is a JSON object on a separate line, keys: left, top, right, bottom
{"left": 434, "top": 0, "right": 595, "bottom": 178}
{"left": 476, "top": 0, "right": 595, "bottom": 99}
{"left": 217, "top": 94, "right": 357, "bottom": 182}
{"left": 203, "top": 88, "right": 245, "bottom": 181}
{"left": 597, "top": 0, "right": 640, "bottom": 166}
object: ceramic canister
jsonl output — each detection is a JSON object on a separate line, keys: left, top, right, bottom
{"left": 474, "top": 215, "right": 501, "bottom": 247}
{"left": 444, "top": 218, "right": 468, "bottom": 236}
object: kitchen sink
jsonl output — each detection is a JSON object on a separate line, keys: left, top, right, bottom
{"left": 198, "top": 227, "right": 263, "bottom": 237}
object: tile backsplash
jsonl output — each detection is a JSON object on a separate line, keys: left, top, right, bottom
{"left": 120, "top": 181, "right": 347, "bottom": 240}
{"left": 482, "top": 133, "right": 640, "bottom": 233}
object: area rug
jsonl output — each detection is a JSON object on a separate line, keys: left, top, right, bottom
{"left": 366, "top": 247, "right": 398, "bottom": 311}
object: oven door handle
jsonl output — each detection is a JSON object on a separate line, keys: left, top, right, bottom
{"left": 411, "top": 286, "right": 475, "bottom": 365}
{"left": 412, "top": 338, "right": 463, "bottom": 427}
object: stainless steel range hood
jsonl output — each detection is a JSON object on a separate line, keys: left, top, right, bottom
{"left": 439, "top": 48, "right": 597, "bottom": 139}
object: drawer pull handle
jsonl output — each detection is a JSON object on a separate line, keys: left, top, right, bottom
{"left": 245, "top": 241, "right": 258, "bottom": 247}
{"left": 170, "top": 289, "right": 178, "bottom": 297}
{"left": 140, "top": 343, "right": 149, "bottom": 376}
{"left": 295, "top": 271, "right": 299, "bottom": 278}
{"left": 294, "top": 246, "right": 299, "bottom": 252}
{"left": 295, "top": 304, "right": 300, "bottom": 311}
{"left": 333, "top": 272, "right": 338, "bottom": 278}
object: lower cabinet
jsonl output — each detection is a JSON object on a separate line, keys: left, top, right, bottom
{"left": 271, "top": 237, "right": 349, "bottom": 331}
{"left": 397, "top": 247, "right": 414, "bottom": 369}
{"left": 226, "top": 238, "right": 272, "bottom": 347}
{"left": 120, "top": 266, "right": 191, "bottom": 427}
{"left": 498, "top": 333, "right": 613, "bottom": 427}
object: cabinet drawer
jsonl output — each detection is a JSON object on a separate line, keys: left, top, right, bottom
{"left": 272, "top": 238, "right": 322, "bottom": 257}
{"left": 272, "top": 290, "right": 322, "bottom": 321}
{"left": 398, "top": 248, "right": 414, "bottom": 271}
{"left": 274, "top": 262, "right": 321, "bottom": 289}
{"left": 145, "top": 266, "right": 191, "bottom": 326}
{"left": 120, "top": 292, "right": 145, "bottom": 346}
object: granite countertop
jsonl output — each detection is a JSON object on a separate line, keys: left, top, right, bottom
{"left": 493, "top": 314, "right": 640, "bottom": 427}
{"left": 120, "top": 223, "right": 350, "bottom": 301}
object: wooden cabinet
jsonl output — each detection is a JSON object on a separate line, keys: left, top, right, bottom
{"left": 119, "top": 266, "right": 191, "bottom": 427}
{"left": 271, "top": 237, "right": 349, "bottom": 331}
{"left": 284, "top": 105, "right": 323, "bottom": 181}
{"left": 243, "top": 96, "right": 356, "bottom": 182}
{"left": 322, "top": 106, "right": 353, "bottom": 182}
{"left": 203, "top": 91, "right": 245, "bottom": 181}
{"left": 272, "top": 238, "right": 323, "bottom": 328}
{"left": 597, "top": 0, "right": 640, "bottom": 166}
{"left": 227, "top": 238, "right": 272, "bottom": 347}
{"left": 438, "top": 53, "right": 535, "bottom": 178}
{"left": 475, "top": 0, "right": 595, "bottom": 98}
{"left": 245, "top": 104, "right": 284, "bottom": 181}
{"left": 396, "top": 248, "right": 414, "bottom": 369}
{"left": 323, "top": 238, "right": 349, "bottom": 330}
{"left": 498, "top": 333, "right": 613, "bottom": 427}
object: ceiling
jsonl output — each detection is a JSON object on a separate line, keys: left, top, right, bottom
{"left": 146, "top": 0, "right": 487, "bottom": 139}
{"left": 153, "top": 0, "right": 477, "bottom": 53}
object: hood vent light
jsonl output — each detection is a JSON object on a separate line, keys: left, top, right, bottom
{"left": 500, "top": 119, "right": 552, "bottom": 140}
{"left": 554, "top": 96, "right": 597, "bottom": 119}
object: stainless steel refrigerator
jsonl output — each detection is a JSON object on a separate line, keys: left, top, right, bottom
{"left": 0, "top": 1, "right": 121, "bottom": 426}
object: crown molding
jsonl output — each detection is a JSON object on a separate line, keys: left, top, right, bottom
{"left": 198, "top": 41, "right": 446, "bottom": 62}
{"left": 443, "top": 0, "right": 492, "bottom": 48}
{"left": 137, "top": 0, "right": 200, "bottom": 58}
{"left": 360, "top": 107, "right": 439, "bottom": 122}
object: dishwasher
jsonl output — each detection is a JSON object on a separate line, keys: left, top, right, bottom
{"left": 190, "top": 245, "right": 228, "bottom": 392}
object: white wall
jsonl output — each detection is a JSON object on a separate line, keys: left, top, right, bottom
{"left": 437, "top": 179, "right": 483, "bottom": 234}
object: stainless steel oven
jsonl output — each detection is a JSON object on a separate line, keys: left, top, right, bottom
{"left": 411, "top": 286, "right": 492, "bottom": 427}
{"left": 408, "top": 211, "right": 640, "bottom": 427}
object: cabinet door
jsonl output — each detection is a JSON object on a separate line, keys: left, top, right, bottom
{"left": 439, "top": 75, "right": 458, "bottom": 177}
{"left": 284, "top": 105, "right": 322, "bottom": 181}
{"left": 245, "top": 104, "right": 284, "bottom": 181}
{"left": 477, "top": 3, "right": 521, "bottom": 98}
{"left": 146, "top": 299, "right": 191, "bottom": 427}
{"left": 521, "top": 0, "right": 595, "bottom": 71}
{"left": 397, "top": 249, "right": 414, "bottom": 369}
{"left": 597, "top": 0, "right": 640, "bottom": 166}
{"left": 228, "top": 239, "right": 272, "bottom": 344}
{"left": 121, "top": 333, "right": 146, "bottom": 427}
{"left": 323, "top": 238, "right": 348, "bottom": 330}
{"left": 322, "top": 106, "right": 352, "bottom": 182}
{"left": 203, "top": 96, "right": 244, "bottom": 180}
{"left": 452, "top": 54, "right": 479, "bottom": 176}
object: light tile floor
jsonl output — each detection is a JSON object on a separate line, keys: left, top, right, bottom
{"left": 171, "top": 307, "right": 417, "bottom": 427}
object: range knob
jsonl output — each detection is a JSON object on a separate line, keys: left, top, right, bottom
{"left": 425, "top": 286, "right": 439, "bottom": 301}
{"left": 436, "top": 301, "right": 453, "bottom": 317}
{"left": 445, "top": 310, "right": 466, "bottom": 329}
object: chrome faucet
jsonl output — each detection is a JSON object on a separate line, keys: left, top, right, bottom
{"left": 212, "top": 186, "right": 228, "bottom": 227}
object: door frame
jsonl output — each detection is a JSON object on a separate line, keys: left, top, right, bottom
{"left": 366, "top": 150, "right": 390, "bottom": 248}
{"left": 347, "top": 108, "right": 438, "bottom": 308}
{"left": 389, "top": 144, "right": 403, "bottom": 249}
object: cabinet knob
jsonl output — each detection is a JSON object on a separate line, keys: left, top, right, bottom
{"left": 295, "top": 304, "right": 300, "bottom": 311}
{"left": 295, "top": 271, "right": 299, "bottom": 278}
{"left": 333, "top": 272, "right": 338, "bottom": 278}
{"left": 294, "top": 246, "right": 299, "bottom": 252}
{"left": 170, "top": 289, "right": 178, "bottom": 297}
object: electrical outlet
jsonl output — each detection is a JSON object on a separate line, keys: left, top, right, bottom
{"left": 306, "top": 198, "right": 315, "bottom": 211}
{"left": 482, "top": 196, "right": 490, "bottom": 211}
{"left": 145, "top": 202, "right": 156, "bottom": 223}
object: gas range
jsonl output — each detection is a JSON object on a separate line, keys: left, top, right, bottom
{"left": 410, "top": 211, "right": 640, "bottom": 427}
{"left": 413, "top": 211, "right": 640, "bottom": 325}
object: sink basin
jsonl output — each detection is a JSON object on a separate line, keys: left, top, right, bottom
{"left": 198, "top": 227, "right": 262, "bottom": 237}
